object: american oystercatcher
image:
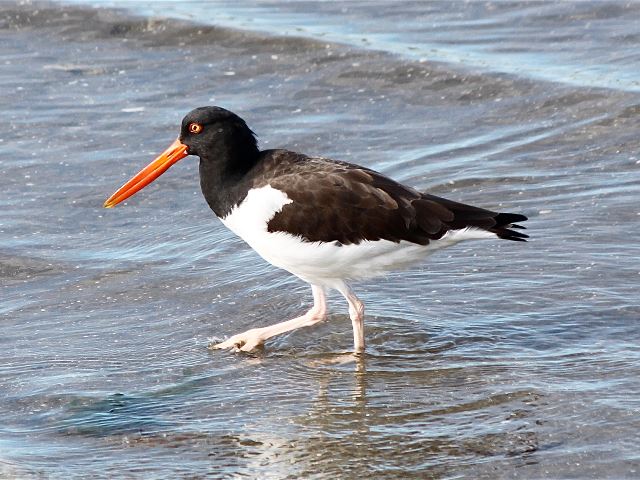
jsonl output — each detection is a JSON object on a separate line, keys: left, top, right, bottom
{"left": 105, "top": 106, "right": 528, "bottom": 353}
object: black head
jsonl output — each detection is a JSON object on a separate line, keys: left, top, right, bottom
{"left": 104, "top": 106, "right": 259, "bottom": 209}
{"left": 179, "top": 106, "right": 258, "bottom": 162}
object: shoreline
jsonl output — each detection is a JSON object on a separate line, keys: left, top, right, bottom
{"left": 3, "top": 0, "right": 618, "bottom": 96}
{"left": 55, "top": 0, "right": 640, "bottom": 92}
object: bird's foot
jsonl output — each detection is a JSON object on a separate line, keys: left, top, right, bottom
{"left": 209, "top": 328, "right": 264, "bottom": 352}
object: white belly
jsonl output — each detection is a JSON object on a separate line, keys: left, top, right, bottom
{"left": 220, "top": 185, "right": 496, "bottom": 288}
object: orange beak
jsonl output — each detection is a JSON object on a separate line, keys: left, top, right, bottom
{"left": 104, "top": 138, "right": 189, "bottom": 208}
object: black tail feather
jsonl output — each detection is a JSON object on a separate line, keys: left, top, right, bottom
{"left": 493, "top": 228, "right": 529, "bottom": 241}
{"left": 494, "top": 212, "right": 528, "bottom": 225}
{"left": 491, "top": 213, "right": 529, "bottom": 242}
{"left": 419, "top": 194, "right": 529, "bottom": 243}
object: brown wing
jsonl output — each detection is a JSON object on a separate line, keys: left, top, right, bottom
{"left": 263, "top": 153, "right": 527, "bottom": 245}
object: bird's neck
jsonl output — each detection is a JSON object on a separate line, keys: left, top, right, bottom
{"left": 198, "top": 146, "right": 261, "bottom": 218}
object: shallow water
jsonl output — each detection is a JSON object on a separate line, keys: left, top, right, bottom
{"left": 1, "top": 1, "right": 639, "bottom": 478}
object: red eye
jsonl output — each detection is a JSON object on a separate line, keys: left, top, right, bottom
{"left": 189, "top": 123, "right": 203, "bottom": 134}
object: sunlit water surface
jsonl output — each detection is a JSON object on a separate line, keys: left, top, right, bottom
{"left": 1, "top": 1, "right": 639, "bottom": 478}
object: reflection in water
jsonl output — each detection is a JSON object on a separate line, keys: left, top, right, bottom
{"left": 282, "top": 353, "right": 539, "bottom": 477}
{"left": 309, "top": 352, "right": 368, "bottom": 415}
{"left": 24, "top": 344, "right": 552, "bottom": 477}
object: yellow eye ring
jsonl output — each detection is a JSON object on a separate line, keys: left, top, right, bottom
{"left": 189, "top": 123, "right": 203, "bottom": 134}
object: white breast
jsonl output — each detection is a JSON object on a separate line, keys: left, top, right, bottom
{"left": 220, "top": 185, "right": 292, "bottom": 240}
{"left": 220, "top": 185, "right": 497, "bottom": 288}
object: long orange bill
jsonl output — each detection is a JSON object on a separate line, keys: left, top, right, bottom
{"left": 104, "top": 138, "right": 189, "bottom": 208}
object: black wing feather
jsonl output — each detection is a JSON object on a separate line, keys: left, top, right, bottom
{"left": 255, "top": 151, "right": 528, "bottom": 245}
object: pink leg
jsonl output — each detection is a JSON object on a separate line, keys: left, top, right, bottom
{"left": 336, "top": 283, "right": 365, "bottom": 353}
{"left": 211, "top": 285, "right": 327, "bottom": 352}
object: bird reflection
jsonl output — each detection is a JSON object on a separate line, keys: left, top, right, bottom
{"left": 305, "top": 352, "right": 369, "bottom": 432}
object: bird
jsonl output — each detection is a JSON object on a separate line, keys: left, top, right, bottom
{"left": 104, "top": 106, "right": 528, "bottom": 354}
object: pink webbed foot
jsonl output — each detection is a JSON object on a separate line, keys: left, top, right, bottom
{"left": 210, "top": 328, "right": 265, "bottom": 352}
